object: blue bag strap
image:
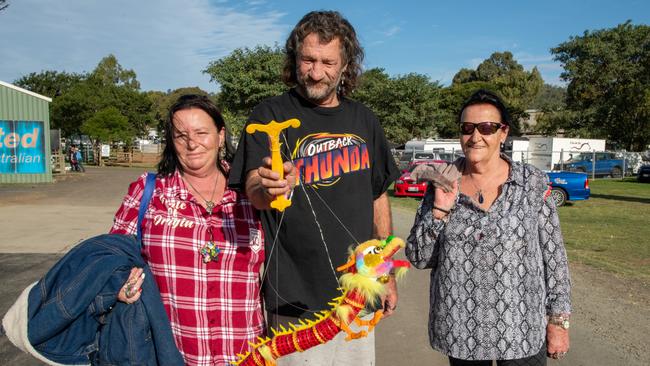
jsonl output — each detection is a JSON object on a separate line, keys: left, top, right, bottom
{"left": 137, "top": 172, "right": 157, "bottom": 245}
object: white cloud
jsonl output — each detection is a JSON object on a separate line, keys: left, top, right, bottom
{"left": 383, "top": 26, "right": 400, "bottom": 37}
{"left": 1, "top": 0, "right": 289, "bottom": 91}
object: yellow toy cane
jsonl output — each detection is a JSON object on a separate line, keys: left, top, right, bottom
{"left": 246, "top": 119, "right": 301, "bottom": 212}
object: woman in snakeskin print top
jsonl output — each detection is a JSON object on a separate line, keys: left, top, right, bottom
{"left": 406, "top": 90, "right": 571, "bottom": 366}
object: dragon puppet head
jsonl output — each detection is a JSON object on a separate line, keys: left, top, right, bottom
{"left": 335, "top": 236, "right": 410, "bottom": 302}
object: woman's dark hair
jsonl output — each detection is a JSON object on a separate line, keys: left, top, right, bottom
{"left": 158, "top": 94, "right": 234, "bottom": 176}
{"left": 458, "top": 89, "right": 511, "bottom": 126}
{"left": 282, "top": 10, "right": 364, "bottom": 97}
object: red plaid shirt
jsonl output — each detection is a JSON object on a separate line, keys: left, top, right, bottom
{"left": 110, "top": 171, "right": 264, "bottom": 366}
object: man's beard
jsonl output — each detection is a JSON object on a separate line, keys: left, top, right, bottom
{"left": 297, "top": 71, "right": 343, "bottom": 103}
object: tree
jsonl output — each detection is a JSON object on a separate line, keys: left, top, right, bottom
{"left": 530, "top": 84, "right": 567, "bottom": 111}
{"left": 81, "top": 107, "right": 132, "bottom": 145}
{"left": 353, "top": 68, "right": 444, "bottom": 144}
{"left": 14, "top": 70, "right": 84, "bottom": 98}
{"left": 90, "top": 54, "right": 140, "bottom": 90}
{"left": 552, "top": 21, "right": 650, "bottom": 150}
{"left": 449, "top": 51, "right": 544, "bottom": 135}
{"left": 49, "top": 55, "right": 152, "bottom": 138}
{"left": 0, "top": 0, "right": 8, "bottom": 12}
{"left": 437, "top": 80, "right": 496, "bottom": 138}
{"left": 204, "top": 45, "right": 286, "bottom": 121}
{"left": 146, "top": 87, "right": 210, "bottom": 134}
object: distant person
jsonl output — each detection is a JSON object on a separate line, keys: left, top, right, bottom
{"left": 69, "top": 144, "right": 79, "bottom": 172}
{"left": 406, "top": 89, "right": 571, "bottom": 365}
{"left": 110, "top": 94, "right": 265, "bottom": 365}
{"left": 75, "top": 146, "right": 85, "bottom": 172}
{"left": 229, "top": 10, "right": 400, "bottom": 366}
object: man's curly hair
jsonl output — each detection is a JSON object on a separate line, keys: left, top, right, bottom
{"left": 282, "top": 10, "right": 364, "bottom": 97}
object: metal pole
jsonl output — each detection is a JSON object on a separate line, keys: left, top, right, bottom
{"left": 592, "top": 151, "right": 596, "bottom": 179}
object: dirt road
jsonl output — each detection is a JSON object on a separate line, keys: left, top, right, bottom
{"left": 1, "top": 166, "right": 648, "bottom": 365}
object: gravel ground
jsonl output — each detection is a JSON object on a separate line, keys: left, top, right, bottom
{"left": 0, "top": 166, "right": 648, "bottom": 365}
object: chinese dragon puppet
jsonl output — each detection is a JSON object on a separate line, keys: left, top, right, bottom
{"left": 234, "top": 236, "right": 410, "bottom": 366}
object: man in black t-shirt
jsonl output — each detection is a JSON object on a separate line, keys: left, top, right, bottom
{"left": 229, "top": 10, "right": 400, "bottom": 365}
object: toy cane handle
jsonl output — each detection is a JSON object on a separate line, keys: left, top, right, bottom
{"left": 245, "top": 119, "right": 301, "bottom": 212}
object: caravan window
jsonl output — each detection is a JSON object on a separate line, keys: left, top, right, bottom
{"left": 413, "top": 152, "right": 436, "bottom": 160}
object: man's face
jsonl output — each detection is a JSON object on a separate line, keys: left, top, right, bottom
{"left": 296, "top": 33, "right": 346, "bottom": 107}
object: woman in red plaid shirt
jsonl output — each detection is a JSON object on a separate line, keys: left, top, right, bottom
{"left": 110, "top": 94, "right": 265, "bottom": 365}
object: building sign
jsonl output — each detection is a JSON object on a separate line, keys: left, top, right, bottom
{"left": 101, "top": 144, "right": 111, "bottom": 157}
{"left": 0, "top": 120, "right": 46, "bottom": 174}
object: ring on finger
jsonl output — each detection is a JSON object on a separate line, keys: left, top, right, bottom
{"left": 124, "top": 283, "right": 136, "bottom": 298}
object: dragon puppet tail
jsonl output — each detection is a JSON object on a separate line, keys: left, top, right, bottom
{"left": 233, "top": 288, "right": 371, "bottom": 366}
{"left": 233, "top": 237, "right": 409, "bottom": 366}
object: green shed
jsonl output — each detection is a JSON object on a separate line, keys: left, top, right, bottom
{"left": 0, "top": 80, "right": 53, "bottom": 183}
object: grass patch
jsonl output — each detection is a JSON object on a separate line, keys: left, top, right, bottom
{"left": 559, "top": 179, "right": 650, "bottom": 281}
{"left": 389, "top": 180, "right": 650, "bottom": 281}
{"left": 387, "top": 183, "right": 423, "bottom": 211}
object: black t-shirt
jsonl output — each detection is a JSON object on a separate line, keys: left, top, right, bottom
{"left": 229, "top": 89, "right": 400, "bottom": 316}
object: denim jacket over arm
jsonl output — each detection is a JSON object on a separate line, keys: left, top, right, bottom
{"left": 26, "top": 234, "right": 183, "bottom": 365}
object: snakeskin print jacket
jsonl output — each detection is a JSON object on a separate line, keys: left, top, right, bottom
{"left": 406, "top": 156, "right": 571, "bottom": 361}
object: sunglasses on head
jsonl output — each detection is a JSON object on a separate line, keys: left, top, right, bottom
{"left": 460, "top": 122, "right": 506, "bottom": 135}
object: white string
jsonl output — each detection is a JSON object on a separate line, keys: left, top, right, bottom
{"left": 294, "top": 178, "right": 342, "bottom": 287}
{"left": 236, "top": 130, "right": 361, "bottom": 357}
{"left": 304, "top": 186, "right": 360, "bottom": 245}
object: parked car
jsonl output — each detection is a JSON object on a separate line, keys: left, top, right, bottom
{"left": 546, "top": 171, "right": 590, "bottom": 207}
{"left": 394, "top": 165, "right": 591, "bottom": 205}
{"left": 397, "top": 151, "right": 443, "bottom": 171}
{"left": 638, "top": 164, "right": 650, "bottom": 183}
{"left": 394, "top": 159, "right": 443, "bottom": 198}
{"left": 562, "top": 152, "right": 625, "bottom": 178}
{"left": 397, "top": 151, "right": 414, "bottom": 171}
{"left": 412, "top": 151, "right": 437, "bottom": 162}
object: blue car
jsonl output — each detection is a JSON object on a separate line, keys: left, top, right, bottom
{"left": 546, "top": 171, "right": 590, "bottom": 207}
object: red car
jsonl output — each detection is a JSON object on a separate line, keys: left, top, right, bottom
{"left": 393, "top": 160, "right": 444, "bottom": 198}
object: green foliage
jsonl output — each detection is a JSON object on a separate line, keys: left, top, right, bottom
{"left": 146, "top": 87, "right": 210, "bottom": 133}
{"left": 13, "top": 71, "right": 84, "bottom": 99}
{"left": 45, "top": 55, "right": 152, "bottom": 140}
{"left": 220, "top": 108, "right": 249, "bottom": 140}
{"left": 438, "top": 80, "right": 500, "bottom": 137}
{"left": 353, "top": 68, "right": 444, "bottom": 143}
{"left": 530, "top": 84, "right": 567, "bottom": 111}
{"left": 204, "top": 45, "right": 286, "bottom": 119}
{"left": 552, "top": 21, "right": 650, "bottom": 150}
{"left": 81, "top": 107, "right": 132, "bottom": 145}
{"left": 90, "top": 54, "right": 140, "bottom": 90}
{"left": 450, "top": 51, "right": 544, "bottom": 135}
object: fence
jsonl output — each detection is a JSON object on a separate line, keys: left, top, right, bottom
{"left": 56, "top": 145, "right": 162, "bottom": 170}
{"left": 392, "top": 148, "right": 649, "bottom": 179}
{"left": 507, "top": 149, "right": 648, "bottom": 179}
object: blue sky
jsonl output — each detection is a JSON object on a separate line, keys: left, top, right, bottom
{"left": 2, "top": 0, "right": 649, "bottom": 92}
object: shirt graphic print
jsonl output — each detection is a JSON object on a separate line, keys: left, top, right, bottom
{"left": 291, "top": 133, "right": 370, "bottom": 187}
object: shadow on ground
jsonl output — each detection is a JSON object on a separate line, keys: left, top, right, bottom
{"left": 0, "top": 254, "right": 62, "bottom": 366}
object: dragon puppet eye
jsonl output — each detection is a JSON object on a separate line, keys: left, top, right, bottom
{"left": 362, "top": 246, "right": 382, "bottom": 256}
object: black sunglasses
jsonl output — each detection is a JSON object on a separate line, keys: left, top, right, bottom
{"left": 460, "top": 122, "right": 506, "bottom": 135}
